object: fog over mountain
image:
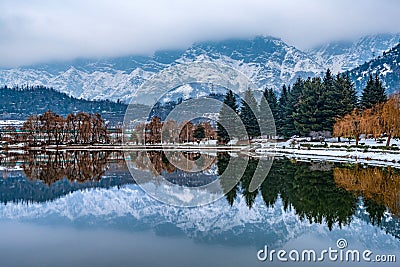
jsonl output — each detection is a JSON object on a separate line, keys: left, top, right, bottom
{"left": 2, "top": 0, "right": 400, "bottom": 67}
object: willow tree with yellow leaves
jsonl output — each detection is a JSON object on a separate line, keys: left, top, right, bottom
{"left": 334, "top": 93, "right": 400, "bottom": 147}
{"left": 359, "top": 103, "right": 384, "bottom": 140}
{"left": 333, "top": 109, "right": 362, "bottom": 145}
{"left": 381, "top": 94, "right": 400, "bottom": 147}
{"left": 359, "top": 94, "right": 400, "bottom": 147}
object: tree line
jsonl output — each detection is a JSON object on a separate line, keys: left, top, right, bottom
{"left": 0, "top": 85, "right": 128, "bottom": 123}
{"left": 131, "top": 116, "right": 217, "bottom": 144}
{"left": 1, "top": 110, "right": 111, "bottom": 146}
{"left": 217, "top": 69, "right": 392, "bottom": 143}
{"left": 217, "top": 89, "right": 262, "bottom": 143}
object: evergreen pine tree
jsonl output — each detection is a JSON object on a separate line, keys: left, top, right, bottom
{"left": 259, "top": 88, "right": 278, "bottom": 137}
{"left": 361, "top": 74, "right": 387, "bottom": 109}
{"left": 264, "top": 88, "right": 278, "bottom": 118}
{"left": 361, "top": 75, "right": 374, "bottom": 109}
{"left": 193, "top": 124, "right": 205, "bottom": 140}
{"left": 217, "top": 90, "right": 238, "bottom": 144}
{"left": 276, "top": 84, "right": 288, "bottom": 137}
{"left": 323, "top": 69, "right": 334, "bottom": 88}
{"left": 239, "top": 89, "right": 260, "bottom": 139}
{"left": 293, "top": 77, "right": 325, "bottom": 136}
{"left": 259, "top": 98, "right": 269, "bottom": 138}
{"left": 321, "top": 69, "right": 339, "bottom": 131}
{"left": 374, "top": 74, "right": 387, "bottom": 104}
{"left": 335, "top": 73, "right": 358, "bottom": 117}
{"left": 282, "top": 78, "right": 303, "bottom": 138}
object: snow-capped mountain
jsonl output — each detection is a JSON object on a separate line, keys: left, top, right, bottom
{"left": 0, "top": 34, "right": 399, "bottom": 102}
{"left": 309, "top": 33, "right": 400, "bottom": 73}
{"left": 0, "top": 50, "right": 185, "bottom": 102}
{"left": 0, "top": 57, "right": 165, "bottom": 103}
{"left": 159, "top": 82, "right": 228, "bottom": 103}
{"left": 0, "top": 36, "right": 326, "bottom": 102}
{"left": 348, "top": 42, "right": 400, "bottom": 94}
{"left": 179, "top": 36, "right": 325, "bottom": 91}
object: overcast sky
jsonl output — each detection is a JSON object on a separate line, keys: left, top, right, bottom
{"left": 1, "top": 0, "right": 399, "bottom": 67}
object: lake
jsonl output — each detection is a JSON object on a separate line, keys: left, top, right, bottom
{"left": 0, "top": 150, "right": 399, "bottom": 267}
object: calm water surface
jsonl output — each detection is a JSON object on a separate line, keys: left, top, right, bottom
{"left": 0, "top": 150, "right": 399, "bottom": 267}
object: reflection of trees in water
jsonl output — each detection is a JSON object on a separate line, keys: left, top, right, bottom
{"left": 219, "top": 156, "right": 398, "bottom": 230}
{"left": 0, "top": 151, "right": 131, "bottom": 204}
{"left": 334, "top": 165, "right": 400, "bottom": 218}
{"left": 275, "top": 161, "right": 357, "bottom": 230}
{"left": 0, "top": 153, "right": 22, "bottom": 170}
{"left": 241, "top": 159, "right": 260, "bottom": 209}
{"left": 218, "top": 153, "right": 263, "bottom": 209}
{"left": 129, "top": 151, "right": 219, "bottom": 187}
{"left": 218, "top": 153, "right": 236, "bottom": 206}
{"left": 130, "top": 151, "right": 216, "bottom": 176}
{"left": 19, "top": 151, "right": 126, "bottom": 185}
{"left": 133, "top": 151, "right": 176, "bottom": 176}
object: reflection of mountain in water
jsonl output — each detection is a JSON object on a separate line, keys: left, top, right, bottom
{"left": 0, "top": 184, "right": 399, "bottom": 252}
{"left": 0, "top": 151, "right": 399, "bottom": 241}
{"left": 162, "top": 168, "right": 218, "bottom": 187}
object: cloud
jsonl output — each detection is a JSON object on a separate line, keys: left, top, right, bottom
{"left": 0, "top": 0, "right": 399, "bottom": 67}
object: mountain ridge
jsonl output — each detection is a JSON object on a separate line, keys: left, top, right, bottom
{"left": 309, "top": 33, "right": 400, "bottom": 73}
{"left": 1, "top": 33, "right": 399, "bottom": 102}
{"left": 0, "top": 184, "right": 398, "bottom": 249}
{"left": 348, "top": 42, "right": 400, "bottom": 95}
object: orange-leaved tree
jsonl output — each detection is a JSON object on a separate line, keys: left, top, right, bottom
{"left": 359, "top": 103, "right": 384, "bottom": 140}
{"left": 381, "top": 93, "right": 400, "bottom": 147}
{"left": 333, "top": 108, "right": 362, "bottom": 145}
{"left": 334, "top": 93, "right": 400, "bottom": 147}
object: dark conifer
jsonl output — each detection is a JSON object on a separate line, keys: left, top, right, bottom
{"left": 217, "top": 90, "right": 238, "bottom": 144}
{"left": 276, "top": 85, "right": 288, "bottom": 137}
{"left": 282, "top": 78, "right": 303, "bottom": 138}
{"left": 239, "top": 89, "right": 260, "bottom": 139}
{"left": 293, "top": 77, "right": 324, "bottom": 136}
{"left": 361, "top": 74, "right": 387, "bottom": 109}
{"left": 259, "top": 88, "right": 278, "bottom": 137}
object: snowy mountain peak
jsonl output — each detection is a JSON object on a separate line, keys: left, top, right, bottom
{"left": 0, "top": 33, "right": 399, "bottom": 102}
{"left": 348, "top": 42, "right": 400, "bottom": 94}
{"left": 310, "top": 33, "right": 400, "bottom": 73}
{"left": 180, "top": 35, "right": 325, "bottom": 92}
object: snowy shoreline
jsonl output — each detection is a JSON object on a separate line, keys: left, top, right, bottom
{"left": 255, "top": 138, "right": 400, "bottom": 168}
{"left": 3, "top": 139, "right": 400, "bottom": 168}
{"left": 255, "top": 147, "right": 400, "bottom": 168}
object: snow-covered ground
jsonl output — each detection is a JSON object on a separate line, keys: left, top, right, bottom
{"left": 255, "top": 137, "right": 400, "bottom": 168}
